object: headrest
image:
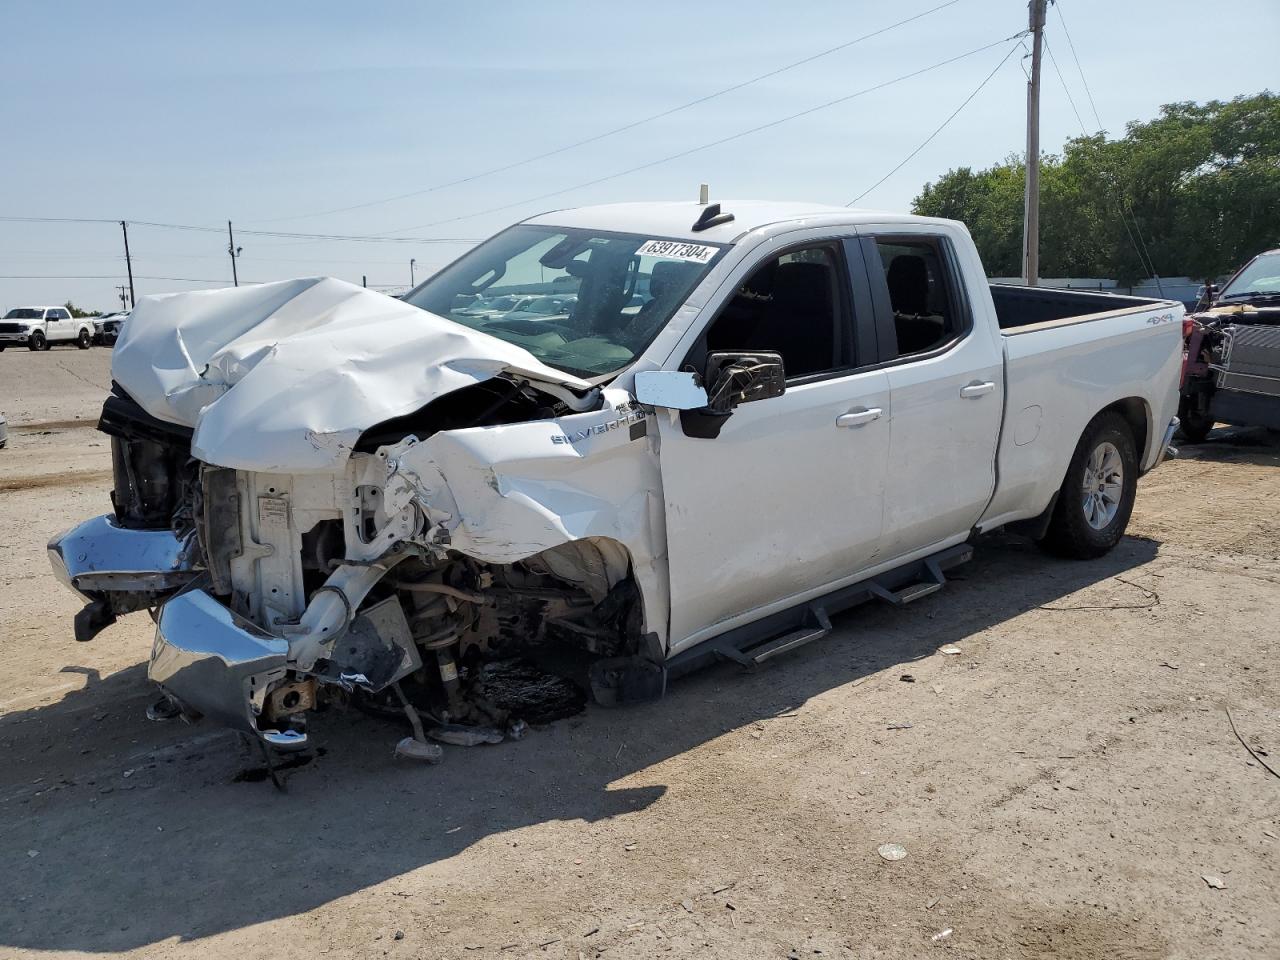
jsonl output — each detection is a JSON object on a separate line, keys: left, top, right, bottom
{"left": 772, "top": 261, "right": 832, "bottom": 311}
{"left": 887, "top": 255, "right": 930, "bottom": 314}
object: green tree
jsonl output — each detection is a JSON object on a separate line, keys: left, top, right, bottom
{"left": 912, "top": 92, "right": 1280, "bottom": 284}
{"left": 63, "top": 301, "right": 101, "bottom": 318}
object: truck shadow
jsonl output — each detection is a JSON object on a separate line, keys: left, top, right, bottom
{"left": 0, "top": 533, "right": 1160, "bottom": 953}
{"left": 1179, "top": 425, "right": 1280, "bottom": 466}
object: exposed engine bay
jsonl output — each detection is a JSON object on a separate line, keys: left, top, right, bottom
{"left": 48, "top": 278, "right": 671, "bottom": 756}
{"left": 1181, "top": 302, "right": 1280, "bottom": 440}
{"left": 71, "top": 382, "right": 660, "bottom": 753}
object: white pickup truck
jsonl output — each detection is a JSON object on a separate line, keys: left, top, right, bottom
{"left": 0, "top": 305, "right": 95, "bottom": 350}
{"left": 49, "top": 201, "right": 1183, "bottom": 752}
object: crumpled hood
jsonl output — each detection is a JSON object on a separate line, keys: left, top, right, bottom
{"left": 112, "top": 277, "right": 594, "bottom": 473}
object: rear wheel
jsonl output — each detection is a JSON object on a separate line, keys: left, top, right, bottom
{"left": 28, "top": 330, "right": 46, "bottom": 351}
{"left": 77, "top": 328, "right": 91, "bottom": 349}
{"left": 1039, "top": 411, "right": 1138, "bottom": 559}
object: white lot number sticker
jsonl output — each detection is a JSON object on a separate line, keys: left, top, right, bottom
{"left": 636, "top": 239, "right": 718, "bottom": 264}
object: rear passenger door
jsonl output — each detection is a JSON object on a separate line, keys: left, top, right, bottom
{"left": 859, "top": 230, "right": 1004, "bottom": 560}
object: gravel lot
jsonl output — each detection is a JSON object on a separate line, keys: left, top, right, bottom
{"left": 1, "top": 347, "right": 1277, "bottom": 960}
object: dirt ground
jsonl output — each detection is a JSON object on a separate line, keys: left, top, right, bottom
{"left": 1, "top": 346, "right": 1277, "bottom": 960}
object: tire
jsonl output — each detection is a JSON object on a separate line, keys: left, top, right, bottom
{"left": 1038, "top": 411, "right": 1138, "bottom": 560}
{"left": 1177, "top": 398, "right": 1213, "bottom": 442}
{"left": 28, "top": 330, "right": 46, "bottom": 351}
{"left": 0, "top": 345, "right": 6, "bottom": 351}
{"left": 77, "top": 328, "right": 91, "bottom": 349}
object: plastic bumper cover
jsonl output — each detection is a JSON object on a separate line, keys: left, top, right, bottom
{"left": 149, "top": 589, "right": 306, "bottom": 749}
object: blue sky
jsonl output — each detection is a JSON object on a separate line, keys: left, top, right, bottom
{"left": 2, "top": 0, "right": 1276, "bottom": 312}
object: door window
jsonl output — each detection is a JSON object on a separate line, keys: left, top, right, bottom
{"left": 50, "top": 308, "right": 70, "bottom": 320}
{"left": 873, "top": 239, "right": 964, "bottom": 358}
{"left": 698, "top": 244, "right": 850, "bottom": 380}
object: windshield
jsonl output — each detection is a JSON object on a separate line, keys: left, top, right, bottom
{"left": 1220, "top": 252, "right": 1280, "bottom": 300}
{"left": 522, "top": 296, "right": 565, "bottom": 314}
{"left": 4, "top": 308, "right": 43, "bottom": 320}
{"left": 405, "top": 225, "right": 726, "bottom": 377}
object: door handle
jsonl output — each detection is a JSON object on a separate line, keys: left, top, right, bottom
{"left": 960, "top": 380, "right": 996, "bottom": 399}
{"left": 836, "top": 407, "right": 882, "bottom": 428}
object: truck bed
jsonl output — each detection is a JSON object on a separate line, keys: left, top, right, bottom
{"left": 990, "top": 283, "right": 1167, "bottom": 331}
{"left": 977, "top": 287, "right": 1184, "bottom": 533}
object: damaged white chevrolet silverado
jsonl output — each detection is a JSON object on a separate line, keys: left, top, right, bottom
{"left": 49, "top": 201, "right": 1184, "bottom": 753}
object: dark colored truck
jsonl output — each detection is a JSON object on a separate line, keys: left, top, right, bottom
{"left": 1180, "top": 249, "right": 1280, "bottom": 442}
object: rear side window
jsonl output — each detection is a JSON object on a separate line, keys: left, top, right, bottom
{"left": 873, "top": 239, "right": 963, "bottom": 358}
{"left": 699, "top": 244, "right": 849, "bottom": 380}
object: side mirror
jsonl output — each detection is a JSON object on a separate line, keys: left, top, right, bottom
{"left": 634, "top": 370, "right": 708, "bottom": 410}
{"left": 703, "top": 351, "right": 786, "bottom": 413}
{"left": 680, "top": 351, "right": 786, "bottom": 439}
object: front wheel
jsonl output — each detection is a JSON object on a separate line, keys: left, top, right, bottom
{"left": 28, "top": 330, "right": 46, "bottom": 351}
{"left": 1039, "top": 411, "right": 1139, "bottom": 560}
{"left": 77, "top": 328, "right": 92, "bottom": 349}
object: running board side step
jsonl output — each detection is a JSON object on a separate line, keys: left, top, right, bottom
{"left": 714, "top": 605, "right": 833, "bottom": 668}
{"left": 666, "top": 544, "right": 973, "bottom": 679}
{"left": 866, "top": 556, "right": 948, "bottom": 606}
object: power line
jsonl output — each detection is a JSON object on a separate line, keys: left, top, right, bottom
{"left": 1043, "top": 38, "right": 1087, "bottom": 136}
{"left": 126, "top": 250, "right": 435, "bottom": 265}
{"left": 1053, "top": 0, "right": 1103, "bottom": 131}
{"left": 846, "top": 39, "right": 1021, "bottom": 206}
{"left": 1038, "top": 23, "right": 1159, "bottom": 282}
{"left": 249, "top": 0, "right": 966, "bottom": 226}
{"left": 0, "top": 215, "right": 481, "bottom": 245}
{"left": 0, "top": 274, "right": 255, "bottom": 283}
{"left": 373, "top": 35, "right": 1019, "bottom": 237}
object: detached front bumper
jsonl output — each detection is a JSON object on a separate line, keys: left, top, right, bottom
{"left": 48, "top": 515, "right": 305, "bottom": 748}
{"left": 149, "top": 590, "right": 305, "bottom": 750}
{"left": 48, "top": 514, "right": 198, "bottom": 640}
{"left": 49, "top": 514, "right": 195, "bottom": 599}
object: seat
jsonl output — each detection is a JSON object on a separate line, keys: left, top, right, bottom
{"left": 621, "top": 260, "right": 698, "bottom": 346}
{"left": 638, "top": 261, "right": 696, "bottom": 320}
{"left": 886, "top": 254, "right": 945, "bottom": 355}
{"left": 705, "top": 259, "right": 778, "bottom": 353}
{"left": 742, "top": 261, "right": 836, "bottom": 376}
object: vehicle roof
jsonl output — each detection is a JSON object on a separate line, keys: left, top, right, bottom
{"left": 7, "top": 305, "right": 62, "bottom": 311}
{"left": 522, "top": 200, "right": 959, "bottom": 243}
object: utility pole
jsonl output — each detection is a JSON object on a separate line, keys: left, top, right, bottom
{"left": 1022, "top": 0, "right": 1048, "bottom": 286}
{"left": 227, "top": 220, "right": 242, "bottom": 287}
{"left": 120, "top": 221, "right": 135, "bottom": 306}
{"left": 115, "top": 285, "right": 129, "bottom": 311}
{"left": 409, "top": 258, "right": 416, "bottom": 288}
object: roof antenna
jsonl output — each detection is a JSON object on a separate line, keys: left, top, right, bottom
{"left": 692, "top": 202, "right": 734, "bottom": 232}
{"left": 698, "top": 183, "right": 710, "bottom": 205}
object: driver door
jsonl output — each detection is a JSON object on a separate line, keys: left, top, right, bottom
{"left": 653, "top": 240, "right": 892, "bottom": 652}
{"left": 49, "top": 307, "right": 72, "bottom": 340}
